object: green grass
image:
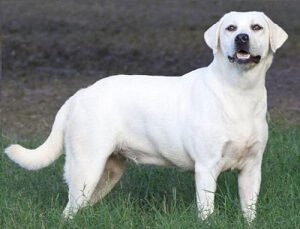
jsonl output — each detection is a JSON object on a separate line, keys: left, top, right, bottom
{"left": 1, "top": 123, "right": 299, "bottom": 228}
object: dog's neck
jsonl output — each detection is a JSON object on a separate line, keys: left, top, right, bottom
{"left": 209, "top": 52, "right": 274, "bottom": 91}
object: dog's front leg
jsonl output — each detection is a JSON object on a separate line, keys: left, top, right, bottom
{"left": 195, "top": 162, "right": 219, "bottom": 220}
{"left": 238, "top": 159, "right": 262, "bottom": 223}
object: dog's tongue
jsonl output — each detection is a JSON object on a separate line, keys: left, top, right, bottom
{"left": 236, "top": 52, "right": 251, "bottom": 60}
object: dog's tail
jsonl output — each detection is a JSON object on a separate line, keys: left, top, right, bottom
{"left": 5, "top": 100, "right": 70, "bottom": 170}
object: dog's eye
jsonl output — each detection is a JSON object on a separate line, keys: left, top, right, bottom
{"left": 251, "top": 24, "right": 263, "bottom": 31}
{"left": 226, "top": 25, "right": 237, "bottom": 32}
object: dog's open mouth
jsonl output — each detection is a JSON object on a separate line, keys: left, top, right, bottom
{"left": 236, "top": 50, "right": 251, "bottom": 60}
{"left": 228, "top": 50, "right": 261, "bottom": 64}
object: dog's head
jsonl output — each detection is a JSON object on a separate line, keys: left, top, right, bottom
{"left": 204, "top": 12, "right": 288, "bottom": 66}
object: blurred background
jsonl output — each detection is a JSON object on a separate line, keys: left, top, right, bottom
{"left": 1, "top": 0, "right": 299, "bottom": 138}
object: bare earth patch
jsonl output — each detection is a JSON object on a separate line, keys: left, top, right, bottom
{"left": 1, "top": 60, "right": 299, "bottom": 140}
{"left": 1, "top": 1, "right": 299, "bottom": 139}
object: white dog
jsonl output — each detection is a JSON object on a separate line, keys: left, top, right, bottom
{"left": 5, "top": 11, "right": 287, "bottom": 223}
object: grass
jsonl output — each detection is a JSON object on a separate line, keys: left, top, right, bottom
{"left": 0, "top": 122, "right": 299, "bottom": 228}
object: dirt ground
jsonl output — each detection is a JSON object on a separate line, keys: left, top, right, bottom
{"left": 1, "top": 0, "right": 299, "bottom": 139}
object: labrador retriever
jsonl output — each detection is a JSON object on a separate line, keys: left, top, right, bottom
{"left": 5, "top": 11, "right": 288, "bottom": 223}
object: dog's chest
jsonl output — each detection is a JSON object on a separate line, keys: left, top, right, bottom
{"left": 217, "top": 120, "right": 266, "bottom": 171}
{"left": 218, "top": 138, "right": 261, "bottom": 171}
{"left": 212, "top": 92, "right": 267, "bottom": 170}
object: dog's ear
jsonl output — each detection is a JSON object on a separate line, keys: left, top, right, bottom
{"left": 204, "top": 17, "right": 224, "bottom": 54}
{"left": 264, "top": 14, "right": 288, "bottom": 53}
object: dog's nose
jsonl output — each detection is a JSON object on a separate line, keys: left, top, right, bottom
{"left": 235, "top": 33, "right": 249, "bottom": 44}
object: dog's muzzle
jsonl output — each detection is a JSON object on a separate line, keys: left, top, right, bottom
{"left": 228, "top": 33, "right": 261, "bottom": 64}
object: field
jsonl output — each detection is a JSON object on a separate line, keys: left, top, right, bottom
{"left": 1, "top": 0, "right": 300, "bottom": 228}
{"left": 1, "top": 123, "right": 299, "bottom": 228}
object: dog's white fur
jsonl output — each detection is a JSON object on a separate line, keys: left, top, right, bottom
{"left": 5, "top": 11, "right": 287, "bottom": 222}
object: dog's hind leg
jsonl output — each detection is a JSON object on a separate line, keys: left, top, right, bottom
{"left": 62, "top": 135, "right": 115, "bottom": 219}
{"left": 90, "top": 154, "right": 126, "bottom": 205}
